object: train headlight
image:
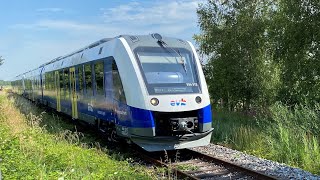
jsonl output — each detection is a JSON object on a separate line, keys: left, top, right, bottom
{"left": 150, "top": 98, "right": 159, "bottom": 106}
{"left": 195, "top": 96, "right": 202, "bottom": 104}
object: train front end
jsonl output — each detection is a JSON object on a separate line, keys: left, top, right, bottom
{"left": 118, "top": 34, "right": 213, "bottom": 151}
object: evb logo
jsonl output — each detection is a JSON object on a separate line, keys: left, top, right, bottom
{"left": 170, "top": 98, "right": 187, "bottom": 106}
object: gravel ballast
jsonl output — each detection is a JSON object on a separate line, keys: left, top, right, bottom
{"left": 191, "top": 144, "right": 320, "bottom": 180}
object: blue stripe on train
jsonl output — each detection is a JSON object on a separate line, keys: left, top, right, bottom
{"left": 128, "top": 104, "right": 212, "bottom": 128}
{"left": 43, "top": 94, "right": 211, "bottom": 128}
{"left": 198, "top": 104, "right": 212, "bottom": 124}
{"left": 129, "top": 106, "right": 155, "bottom": 128}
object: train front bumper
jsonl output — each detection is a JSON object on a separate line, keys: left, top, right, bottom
{"left": 130, "top": 128, "right": 213, "bottom": 152}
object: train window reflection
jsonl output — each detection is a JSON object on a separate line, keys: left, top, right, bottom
{"left": 94, "top": 61, "right": 104, "bottom": 96}
{"left": 85, "top": 64, "right": 92, "bottom": 95}
{"left": 112, "top": 60, "right": 126, "bottom": 103}
{"left": 59, "top": 70, "right": 64, "bottom": 99}
{"left": 78, "top": 65, "right": 83, "bottom": 93}
{"left": 64, "top": 69, "right": 70, "bottom": 100}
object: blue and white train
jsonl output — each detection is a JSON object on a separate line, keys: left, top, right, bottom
{"left": 11, "top": 34, "right": 213, "bottom": 151}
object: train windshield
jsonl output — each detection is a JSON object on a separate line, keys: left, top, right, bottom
{"left": 134, "top": 47, "right": 201, "bottom": 95}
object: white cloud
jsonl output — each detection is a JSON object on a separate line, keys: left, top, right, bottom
{"left": 102, "top": 0, "right": 201, "bottom": 32}
{"left": 103, "top": 1, "right": 199, "bottom": 23}
{"left": 11, "top": 0, "right": 204, "bottom": 39}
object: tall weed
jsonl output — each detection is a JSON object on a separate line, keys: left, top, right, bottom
{"left": 213, "top": 102, "right": 320, "bottom": 174}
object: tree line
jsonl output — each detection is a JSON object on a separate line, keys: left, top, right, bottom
{"left": 195, "top": 0, "right": 320, "bottom": 111}
{"left": 0, "top": 56, "right": 3, "bottom": 66}
{"left": 0, "top": 56, "right": 6, "bottom": 86}
{"left": 0, "top": 80, "right": 10, "bottom": 86}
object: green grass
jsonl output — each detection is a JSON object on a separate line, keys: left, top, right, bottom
{"left": 0, "top": 93, "right": 157, "bottom": 179}
{"left": 175, "top": 164, "right": 199, "bottom": 171}
{"left": 212, "top": 103, "right": 320, "bottom": 175}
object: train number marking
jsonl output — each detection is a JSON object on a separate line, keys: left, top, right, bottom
{"left": 186, "top": 83, "right": 198, "bottom": 87}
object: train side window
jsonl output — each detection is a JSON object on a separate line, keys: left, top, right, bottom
{"left": 59, "top": 70, "right": 64, "bottom": 98}
{"left": 64, "top": 69, "right": 70, "bottom": 100}
{"left": 112, "top": 60, "right": 126, "bottom": 103}
{"left": 46, "top": 73, "right": 49, "bottom": 90}
{"left": 48, "top": 72, "right": 52, "bottom": 90}
{"left": 48, "top": 74, "right": 51, "bottom": 90}
{"left": 53, "top": 72, "right": 55, "bottom": 90}
{"left": 94, "top": 61, "right": 104, "bottom": 96}
{"left": 51, "top": 72, "right": 54, "bottom": 90}
{"left": 85, "top": 64, "right": 92, "bottom": 95}
{"left": 43, "top": 74, "right": 46, "bottom": 90}
{"left": 78, "top": 65, "right": 83, "bottom": 93}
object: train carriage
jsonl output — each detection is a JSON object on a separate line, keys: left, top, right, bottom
{"left": 12, "top": 34, "right": 213, "bottom": 151}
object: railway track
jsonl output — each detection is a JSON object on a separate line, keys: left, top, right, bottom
{"left": 137, "top": 148, "right": 278, "bottom": 180}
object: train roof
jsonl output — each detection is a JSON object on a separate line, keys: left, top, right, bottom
{"left": 17, "top": 34, "right": 190, "bottom": 77}
{"left": 39, "top": 38, "right": 113, "bottom": 68}
{"left": 38, "top": 34, "right": 188, "bottom": 68}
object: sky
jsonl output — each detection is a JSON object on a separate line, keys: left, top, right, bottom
{"left": 0, "top": 0, "right": 205, "bottom": 80}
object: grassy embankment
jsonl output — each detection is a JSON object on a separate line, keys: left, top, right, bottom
{"left": 212, "top": 103, "right": 320, "bottom": 175}
{"left": 0, "top": 91, "right": 158, "bottom": 179}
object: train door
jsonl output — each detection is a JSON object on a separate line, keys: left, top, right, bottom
{"left": 111, "top": 59, "right": 130, "bottom": 137}
{"left": 70, "top": 67, "right": 78, "bottom": 119}
{"left": 55, "top": 71, "right": 61, "bottom": 112}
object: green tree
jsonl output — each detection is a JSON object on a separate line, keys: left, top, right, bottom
{"left": 195, "top": 0, "right": 280, "bottom": 111}
{"left": 0, "top": 56, "right": 4, "bottom": 66}
{"left": 272, "top": 0, "right": 320, "bottom": 105}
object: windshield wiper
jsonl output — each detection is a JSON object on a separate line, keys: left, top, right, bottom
{"left": 177, "top": 49, "right": 187, "bottom": 73}
{"left": 157, "top": 39, "right": 187, "bottom": 73}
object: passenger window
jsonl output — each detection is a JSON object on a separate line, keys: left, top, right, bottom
{"left": 51, "top": 72, "right": 54, "bottom": 90}
{"left": 49, "top": 72, "right": 52, "bottom": 90}
{"left": 94, "top": 61, "right": 104, "bottom": 96}
{"left": 53, "top": 73, "right": 55, "bottom": 90}
{"left": 85, "top": 64, "right": 92, "bottom": 95}
{"left": 45, "top": 74, "right": 47, "bottom": 90}
{"left": 78, "top": 65, "right": 83, "bottom": 93}
{"left": 59, "top": 70, "right": 64, "bottom": 98}
{"left": 47, "top": 73, "right": 50, "bottom": 90}
{"left": 112, "top": 60, "right": 126, "bottom": 103}
{"left": 44, "top": 74, "right": 47, "bottom": 90}
{"left": 64, "top": 69, "right": 70, "bottom": 99}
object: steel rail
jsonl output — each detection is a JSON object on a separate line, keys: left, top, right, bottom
{"left": 137, "top": 148, "right": 278, "bottom": 180}
{"left": 182, "top": 149, "right": 278, "bottom": 180}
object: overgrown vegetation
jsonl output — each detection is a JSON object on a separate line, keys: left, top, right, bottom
{"left": 0, "top": 80, "right": 10, "bottom": 86}
{"left": 0, "top": 92, "right": 157, "bottom": 179}
{"left": 212, "top": 103, "right": 320, "bottom": 174}
{"left": 196, "top": 0, "right": 320, "bottom": 175}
